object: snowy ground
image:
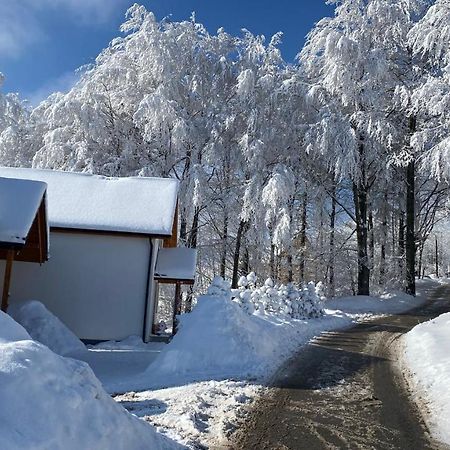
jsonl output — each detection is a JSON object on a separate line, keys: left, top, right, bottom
{"left": 5, "top": 283, "right": 437, "bottom": 449}
{"left": 74, "top": 285, "right": 432, "bottom": 448}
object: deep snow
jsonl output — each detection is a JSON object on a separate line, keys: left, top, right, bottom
{"left": 0, "top": 310, "right": 184, "bottom": 450}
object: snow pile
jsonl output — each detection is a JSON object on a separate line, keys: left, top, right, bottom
{"left": 0, "top": 310, "right": 183, "bottom": 450}
{"left": 137, "top": 277, "right": 348, "bottom": 387}
{"left": 403, "top": 312, "right": 450, "bottom": 445}
{"left": 9, "top": 300, "right": 86, "bottom": 356}
{"left": 232, "top": 273, "right": 324, "bottom": 318}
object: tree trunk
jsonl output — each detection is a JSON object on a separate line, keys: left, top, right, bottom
{"left": 353, "top": 181, "right": 370, "bottom": 296}
{"left": 240, "top": 245, "right": 250, "bottom": 276}
{"left": 368, "top": 210, "right": 375, "bottom": 261}
{"left": 405, "top": 159, "right": 416, "bottom": 295}
{"left": 299, "top": 193, "right": 308, "bottom": 283}
{"left": 405, "top": 116, "right": 417, "bottom": 296}
{"left": 379, "top": 191, "right": 388, "bottom": 285}
{"left": 435, "top": 235, "right": 439, "bottom": 278}
{"left": 328, "top": 193, "right": 336, "bottom": 297}
{"left": 232, "top": 220, "right": 249, "bottom": 288}
{"left": 187, "top": 207, "right": 200, "bottom": 249}
{"left": 179, "top": 212, "right": 187, "bottom": 245}
{"left": 220, "top": 213, "right": 228, "bottom": 278}
{"left": 270, "top": 240, "right": 276, "bottom": 280}
{"left": 398, "top": 213, "right": 405, "bottom": 279}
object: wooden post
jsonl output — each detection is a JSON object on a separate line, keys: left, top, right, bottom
{"left": 172, "top": 281, "right": 182, "bottom": 335}
{"left": 1, "top": 250, "right": 14, "bottom": 312}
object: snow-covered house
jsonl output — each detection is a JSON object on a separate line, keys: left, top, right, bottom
{"left": 0, "top": 167, "right": 196, "bottom": 342}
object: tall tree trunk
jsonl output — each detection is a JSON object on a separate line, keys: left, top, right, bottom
{"left": 187, "top": 207, "right": 200, "bottom": 249}
{"left": 435, "top": 235, "right": 439, "bottom": 278}
{"left": 418, "top": 241, "right": 424, "bottom": 279}
{"left": 328, "top": 193, "right": 336, "bottom": 297}
{"left": 270, "top": 241, "right": 276, "bottom": 280}
{"left": 287, "top": 197, "right": 295, "bottom": 283}
{"left": 179, "top": 212, "right": 187, "bottom": 245}
{"left": 405, "top": 116, "right": 416, "bottom": 296}
{"left": 240, "top": 245, "right": 250, "bottom": 276}
{"left": 220, "top": 213, "right": 228, "bottom": 278}
{"left": 368, "top": 210, "right": 375, "bottom": 262}
{"left": 379, "top": 191, "right": 388, "bottom": 285}
{"left": 398, "top": 213, "right": 405, "bottom": 278}
{"left": 299, "top": 193, "right": 308, "bottom": 283}
{"left": 353, "top": 181, "right": 370, "bottom": 296}
{"left": 232, "top": 220, "right": 249, "bottom": 288}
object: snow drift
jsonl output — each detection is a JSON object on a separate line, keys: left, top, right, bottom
{"left": 9, "top": 300, "right": 86, "bottom": 356}
{"left": 0, "top": 310, "right": 183, "bottom": 450}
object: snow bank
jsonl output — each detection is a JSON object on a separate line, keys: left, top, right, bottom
{"left": 135, "top": 282, "right": 350, "bottom": 389}
{"left": 403, "top": 312, "right": 450, "bottom": 445}
{"left": 326, "top": 290, "right": 426, "bottom": 315}
{"left": 0, "top": 311, "right": 183, "bottom": 450}
{"left": 9, "top": 300, "right": 86, "bottom": 356}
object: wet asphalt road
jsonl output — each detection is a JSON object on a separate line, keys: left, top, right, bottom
{"left": 228, "top": 284, "right": 450, "bottom": 450}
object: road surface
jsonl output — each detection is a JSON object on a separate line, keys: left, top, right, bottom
{"left": 229, "top": 284, "right": 450, "bottom": 450}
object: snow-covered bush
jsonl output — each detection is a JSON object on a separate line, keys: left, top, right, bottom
{"left": 231, "top": 274, "right": 324, "bottom": 319}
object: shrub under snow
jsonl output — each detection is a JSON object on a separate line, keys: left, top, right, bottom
{"left": 232, "top": 273, "right": 325, "bottom": 319}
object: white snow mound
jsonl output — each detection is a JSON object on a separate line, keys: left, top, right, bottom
{"left": 144, "top": 293, "right": 349, "bottom": 387}
{"left": 403, "top": 312, "right": 450, "bottom": 445}
{"left": 152, "top": 295, "right": 279, "bottom": 379}
{"left": 9, "top": 300, "right": 86, "bottom": 356}
{"left": 0, "top": 311, "right": 183, "bottom": 450}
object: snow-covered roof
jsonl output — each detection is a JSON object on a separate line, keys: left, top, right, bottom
{"left": 0, "top": 176, "right": 47, "bottom": 246}
{"left": 155, "top": 248, "right": 197, "bottom": 283}
{"left": 0, "top": 167, "right": 179, "bottom": 236}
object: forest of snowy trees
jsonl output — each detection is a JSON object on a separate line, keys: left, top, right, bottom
{"left": 1, "top": 0, "right": 450, "bottom": 297}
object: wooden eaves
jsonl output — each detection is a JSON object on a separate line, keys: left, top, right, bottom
{"left": 0, "top": 197, "right": 48, "bottom": 312}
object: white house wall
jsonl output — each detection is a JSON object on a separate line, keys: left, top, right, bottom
{"left": 0, "top": 232, "right": 152, "bottom": 341}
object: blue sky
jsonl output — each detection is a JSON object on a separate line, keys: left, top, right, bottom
{"left": 0, "top": 0, "right": 334, "bottom": 105}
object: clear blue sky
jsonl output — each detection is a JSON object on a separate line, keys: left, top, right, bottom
{"left": 0, "top": 1, "right": 335, "bottom": 105}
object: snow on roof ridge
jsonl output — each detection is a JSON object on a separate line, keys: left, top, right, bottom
{"left": 0, "top": 167, "right": 179, "bottom": 236}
